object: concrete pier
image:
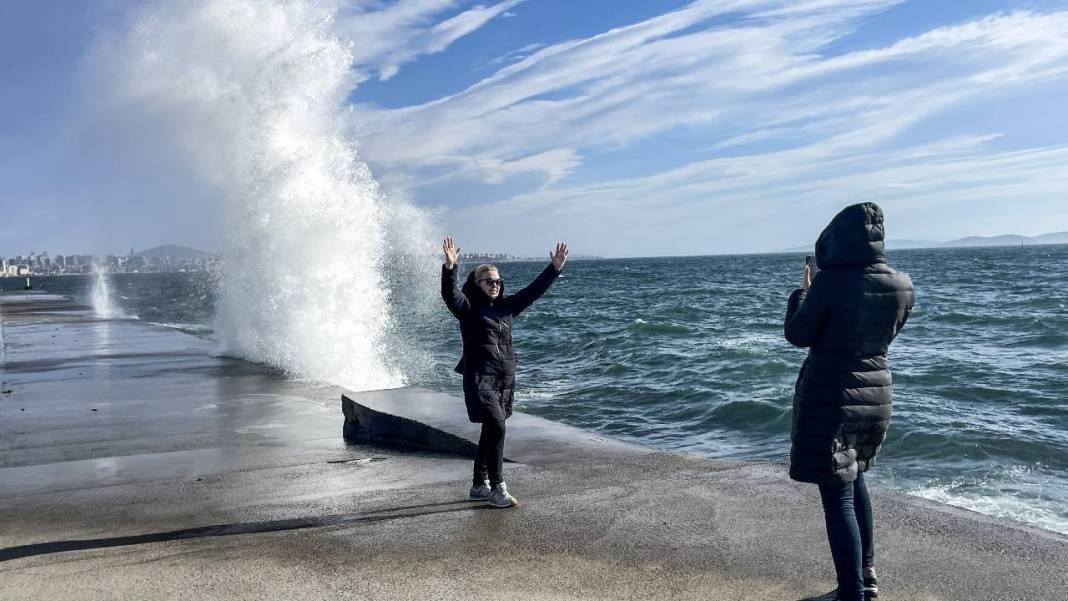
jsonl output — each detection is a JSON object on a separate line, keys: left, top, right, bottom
{"left": 2, "top": 293, "right": 1065, "bottom": 600}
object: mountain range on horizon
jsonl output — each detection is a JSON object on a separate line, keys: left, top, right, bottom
{"left": 937, "top": 231, "right": 1068, "bottom": 248}
{"left": 892, "top": 231, "right": 1068, "bottom": 250}
{"left": 139, "top": 233, "right": 1068, "bottom": 262}
{"left": 783, "top": 232, "right": 1068, "bottom": 253}
{"left": 135, "top": 245, "right": 215, "bottom": 261}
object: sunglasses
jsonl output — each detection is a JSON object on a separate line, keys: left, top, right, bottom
{"left": 478, "top": 278, "right": 503, "bottom": 287}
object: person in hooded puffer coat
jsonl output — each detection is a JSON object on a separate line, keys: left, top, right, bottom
{"left": 441, "top": 237, "right": 568, "bottom": 508}
{"left": 784, "top": 203, "right": 913, "bottom": 601}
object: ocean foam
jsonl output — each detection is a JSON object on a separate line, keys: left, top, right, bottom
{"left": 909, "top": 464, "right": 1068, "bottom": 535}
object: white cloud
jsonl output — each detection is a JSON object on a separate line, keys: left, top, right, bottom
{"left": 347, "top": 0, "right": 907, "bottom": 179}
{"left": 446, "top": 136, "right": 1068, "bottom": 257}
{"left": 489, "top": 42, "right": 543, "bottom": 66}
{"left": 340, "top": 1, "right": 1068, "bottom": 254}
{"left": 337, "top": 0, "right": 524, "bottom": 82}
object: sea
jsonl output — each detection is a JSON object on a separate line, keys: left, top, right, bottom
{"left": 5, "top": 245, "right": 1067, "bottom": 536}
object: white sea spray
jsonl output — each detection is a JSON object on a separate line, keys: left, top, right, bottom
{"left": 84, "top": 0, "right": 437, "bottom": 390}
{"left": 90, "top": 262, "right": 127, "bottom": 319}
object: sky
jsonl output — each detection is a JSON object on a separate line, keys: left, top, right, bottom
{"left": 3, "top": 0, "right": 1068, "bottom": 258}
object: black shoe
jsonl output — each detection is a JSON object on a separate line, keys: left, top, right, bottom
{"left": 863, "top": 567, "right": 878, "bottom": 600}
{"left": 800, "top": 591, "right": 839, "bottom": 601}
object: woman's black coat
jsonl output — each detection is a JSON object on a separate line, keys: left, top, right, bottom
{"left": 441, "top": 263, "right": 560, "bottom": 423}
{"left": 784, "top": 203, "right": 914, "bottom": 485}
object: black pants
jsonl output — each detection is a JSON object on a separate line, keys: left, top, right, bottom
{"left": 817, "top": 471, "right": 874, "bottom": 601}
{"left": 473, "top": 419, "right": 506, "bottom": 487}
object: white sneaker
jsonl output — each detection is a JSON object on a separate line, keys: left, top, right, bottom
{"left": 487, "top": 482, "right": 519, "bottom": 508}
{"left": 863, "top": 567, "right": 878, "bottom": 600}
{"left": 469, "top": 481, "right": 492, "bottom": 501}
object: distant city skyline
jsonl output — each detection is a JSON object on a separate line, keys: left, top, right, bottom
{"left": 6, "top": 226, "right": 1068, "bottom": 272}
{"left": 1, "top": 245, "right": 218, "bottom": 276}
{"left": 3, "top": 1, "right": 1068, "bottom": 258}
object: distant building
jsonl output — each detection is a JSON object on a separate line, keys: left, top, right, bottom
{"left": 0, "top": 248, "right": 217, "bottom": 276}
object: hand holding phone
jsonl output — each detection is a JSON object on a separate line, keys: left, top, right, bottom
{"left": 803, "top": 255, "right": 819, "bottom": 290}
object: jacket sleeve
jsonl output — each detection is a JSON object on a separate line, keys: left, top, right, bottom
{"left": 784, "top": 277, "right": 829, "bottom": 348}
{"left": 441, "top": 264, "right": 470, "bottom": 319}
{"left": 502, "top": 263, "right": 560, "bottom": 316}
{"left": 894, "top": 294, "right": 914, "bottom": 339}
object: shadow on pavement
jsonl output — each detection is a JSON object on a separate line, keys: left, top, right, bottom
{"left": 0, "top": 502, "right": 491, "bottom": 562}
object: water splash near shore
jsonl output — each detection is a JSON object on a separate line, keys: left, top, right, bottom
{"left": 85, "top": 0, "right": 436, "bottom": 390}
{"left": 90, "top": 263, "right": 126, "bottom": 319}
{"left": 908, "top": 463, "right": 1068, "bottom": 535}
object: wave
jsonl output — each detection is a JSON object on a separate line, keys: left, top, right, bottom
{"left": 907, "top": 464, "right": 1068, "bottom": 535}
{"left": 148, "top": 322, "right": 216, "bottom": 336}
{"left": 91, "top": 1, "right": 436, "bottom": 391}
{"left": 705, "top": 399, "right": 789, "bottom": 430}
{"left": 628, "top": 318, "right": 692, "bottom": 336}
{"left": 1004, "top": 332, "right": 1068, "bottom": 349}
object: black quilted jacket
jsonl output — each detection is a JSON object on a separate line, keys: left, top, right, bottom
{"left": 441, "top": 263, "right": 560, "bottom": 423}
{"left": 784, "top": 203, "right": 914, "bottom": 485}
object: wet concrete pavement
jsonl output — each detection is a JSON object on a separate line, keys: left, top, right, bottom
{"left": 1, "top": 292, "right": 1066, "bottom": 600}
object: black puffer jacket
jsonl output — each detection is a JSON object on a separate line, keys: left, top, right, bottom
{"left": 784, "top": 203, "right": 914, "bottom": 485}
{"left": 441, "top": 263, "right": 561, "bottom": 423}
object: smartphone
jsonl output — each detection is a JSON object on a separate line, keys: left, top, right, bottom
{"left": 805, "top": 254, "right": 820, "bottom": 278}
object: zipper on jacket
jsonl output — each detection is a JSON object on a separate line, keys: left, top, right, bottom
{"left": 496, "top": 322, "right": 503, "bottom": 362}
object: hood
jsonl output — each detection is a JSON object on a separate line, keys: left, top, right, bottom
{"left": 462, "top": 269, "right": 505, "bottom": 305}
{"left": 815, "top": 202, "right": 887, "bottom": 269}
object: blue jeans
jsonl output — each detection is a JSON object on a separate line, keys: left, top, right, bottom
{"left": 817, "top": 472, "right": 874, "bottom": 601}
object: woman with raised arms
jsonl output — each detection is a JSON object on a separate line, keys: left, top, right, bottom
{"left": 441, "top": 237, "right": 568, "bottom": 508}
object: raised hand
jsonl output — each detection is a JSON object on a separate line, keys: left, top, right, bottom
{"left": 443, "top": 237, "right": 461, "bottom": 268}
{"left": 550, "top": 242, "right": 569, "bottom": 271}
{"left": 802, "top": 264, "right": 812, "bottom": 291}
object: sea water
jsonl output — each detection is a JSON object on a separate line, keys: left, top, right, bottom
{"left": 17, "top": 244, "right": 1068, "bottom": 535}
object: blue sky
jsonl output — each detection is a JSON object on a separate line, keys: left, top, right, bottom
{"left": 3, "top": 0, "right": 1068, "bottom": 257}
